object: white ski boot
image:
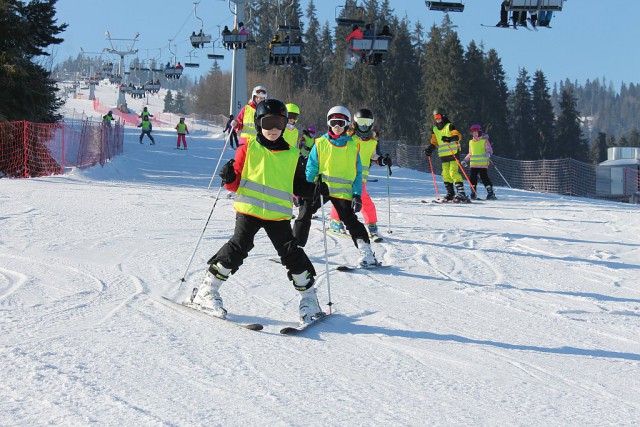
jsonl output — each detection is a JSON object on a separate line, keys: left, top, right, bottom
{"left": 292, "top": 271, "right": 323, "bottom": 324}
{"left": 193, "top": 264, "right": 230, "bottom": 317}
{"left": 356, "top": 239, "right": 379, "bottom": 267}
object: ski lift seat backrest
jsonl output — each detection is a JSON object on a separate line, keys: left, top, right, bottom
{"left": 277, "top": 25, "right": 301, "bottom": 33}
{"left": 223, "top": 33, "right": 249, "bottom": 44}
{"left": 184, "top": 62, "right": 199, "bottom": 68}
{"left": 509, "top": 0, "right": 563, "bottom": 11}
{"left": 350, "top": 37, "right": 390, "bottom": 52}
{"left": 425, "top": 1, "right": 465, "bottom": 12}
{"left": 143, "top": 82, "right": 161, "bottom": 91}
{"left": 190, "top": 34, "right": 212, "bottom": 44}
{"left": 207, "top": 54, "right": 224, "bottom": 60}
{"left": 271, "top": 45, "right": 302, "bottom": 56}
{"left": 335, "top": 17, "right": 365, "bottom": 27}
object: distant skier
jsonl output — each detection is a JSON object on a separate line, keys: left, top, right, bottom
{"left": 192, "top": 99, "right": 322, "bottom": 325}
{"left": 102, "top": 110, "right": 114, "bottom": 126}
{"left": 232, "top": 85, "right": 267, "bottom": 146}
{"left": 139, "top": 107, "right": 153, "bottom": 120}
{"left": 137, "top": 116, "right": 155, "bottom": 145}
{"left": 175, "top": 117, "right": 189, "bottom": 150}
{"left": 462, "top": 124, "right": 496, "bottom": 200}
{"left": 224, "top": 114, "right": 239, "bottom": 149}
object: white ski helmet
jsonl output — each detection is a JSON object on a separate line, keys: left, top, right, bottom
{"left": 326, "top": 106, "right": 351, "bottom": 124}
{"left": 252, "top": 85, "right": 268, "bottom": 99}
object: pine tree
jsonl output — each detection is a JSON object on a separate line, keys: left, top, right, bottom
{"left": 531, "top": 70, "right": 555, "bottom": 159}
{"left": 174, "top": 91, "right": 186, "bottom": 114}
{"left": 555, "top": 87, "right": 588, "bottom": 160}
{"left": 509, "top": 68, "right": 536, "bottom": 160}
{"left": 483, "top": 49, "right": 511, "bottom": 157}
{"left": 589, "top": 132, "right": 607, "bottom": 164}
{"left": 164, "top": 90, "right": 174, "bottom": 113}
{"left": 0, "top": 0, "right": 67, "bottom": 122}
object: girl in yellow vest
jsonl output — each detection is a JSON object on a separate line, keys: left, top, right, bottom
{"left": 329, "top": 108, "right": 391, "bottom": 242}
{"left": 292, "top": 106, "right": 380, "bottom": 267}
{"left": 175, "top": 117, "right": 189, "bottom": 150}
{"left": 192, "top": 99, "right": 323, "bottom": 325}
{"left": 232, "top": 85, "right": 267, "bottom": 146}
{"left": 424, "top": 109, "right": 468, "bottom": 202}
{"left": 462, "top": 124, "right": 496, "bottom": 200}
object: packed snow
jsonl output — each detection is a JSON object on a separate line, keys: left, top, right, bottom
{"left": 1, "top": 83, "right": 639, "bottom": 426}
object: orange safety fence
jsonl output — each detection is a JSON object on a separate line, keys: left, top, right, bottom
{"left": 0, "top": 119, "right": 123, "bottom": 178}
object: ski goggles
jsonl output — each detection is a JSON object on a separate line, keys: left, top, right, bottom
{"left": 433, "top": 114, "right": 443, "bottom": 120}
{"left": 259, "top": 115, "right": 287, "bottom": 131}
{"left": 254, "top": 88, "right": 267, "bottom": 95}
{"left": 355, "top": 117, "right": 374, "bottom": 127}
{"left": 328, "top": 118, "right": 348, "bottom": 128}
{"left": 287, "top": 113, "right": 299, "bottom": 121}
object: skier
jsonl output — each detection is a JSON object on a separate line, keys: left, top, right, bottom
{"left": 283, "top": 103, "right": 300, "bottom": 147}
{"left": 424, "top": 109, "right": 468, "bottom": 202}
{"left": 192, "top": 99, "right": 322, "bottom": 324}
{"left": 137, "top": 115, "right": 155, "bottom": 145}
{"left": 329, "top": 108, "right": 391, "bottom": 242}
{"left": 232, "top": 85, "right": 267, "bottom": 146}
{"left": 139, "top": 106, "right": 153, "bottom": 120}
{"left": 175, "top": 117, "right": 189, "bottom": 150}
{"left": 224, "top": 114, "right": 239, "bottom": 149}
{"left": 462, "top": 124, "right": 496, "bottom": 200}
{"left": 102, "top": 110, "right": 114, "bottom": 126}
{"left": 293, "top": 106, "right": 380, "bottom": 267}
{"left": 298, "top": 124, "right": 316, "bottom": 158}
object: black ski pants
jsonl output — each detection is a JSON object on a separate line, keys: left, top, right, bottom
{"left": 208, "top": 213, "right": 315, "bottom": 277}
{"left": 293, "top": 195, "right": 369, "bottom": 247}
{"left": 469, "top": 168, "right": 492, "bottom": 192}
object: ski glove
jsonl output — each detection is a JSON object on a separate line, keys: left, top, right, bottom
{"left": 351, "top": 195, "right": 362, "bottom": 213}
{"left": 461, "top": 161, "right": 468, "bottom": 168}
{"left": 377, "top": 154, "right": 392, "bottom": 167}
{"left": 441, "top": 136, "right": 450, "bottom": 142}
{"left": 424, "top": 145, "right": 435, "bottom": 156}
{"left": 219, "top": 159, "right": 237, "bottom": 184}
{"left": 314, "top": 180, "right": 330, "bottom": 200}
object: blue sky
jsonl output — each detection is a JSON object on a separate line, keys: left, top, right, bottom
{"left": 54, "top": 0, "right": 640, "bottom": 90}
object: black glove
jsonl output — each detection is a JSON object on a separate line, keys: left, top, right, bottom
{"left": 351, "top": 195, "right": 362, "bottom": 213}
{"left": 219, "top": 159, "right": 237, "bottom": 184}
{"left": 424, "top": 145, "right": 434, "bottom": 156}
{"left": 377, "top": 154, "right": 392, "bottom": 167}
{"left": 441, "top": 135, "right": 450, "bottom": 142}
{"left": 314, "top": 180, "right": 329, "bottom": 199}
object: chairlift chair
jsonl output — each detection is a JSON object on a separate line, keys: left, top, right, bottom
{"left": 425, "top": 1, "right": 465, "bottom": 13}
{"left": 335, "top": 4, "right": 366, "bottom": 27}
{"left": 507, "top": 0, "right": 564, "bottom": 12}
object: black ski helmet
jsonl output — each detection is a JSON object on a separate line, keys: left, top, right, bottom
{"left": 433, "top": 108, "right": 446, "bottom": 118}
{"left": 254, "top": 99, "right": 288, "bottom": 133}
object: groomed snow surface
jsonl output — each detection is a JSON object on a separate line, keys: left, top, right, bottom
{"left": 1, "top": 86, "right": 640, "bottom": 425}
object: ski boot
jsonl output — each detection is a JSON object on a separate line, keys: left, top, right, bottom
{"left": 329, "top": 218, "right": 347, "bottom": 235}
{"left": 486, "top": 185, "right": 497, "bottom": 200}
{"left": 193, "top": 263, "right": 230, "bottom": 317}
{"left": 443, "top": 182, "right": 455, "bottom": 202}
{"left": 356, "top": 239, "right": 379, "bottom": 267}
{"left": 470, "top": 191, "right": 478, "bottom": 201}
{"left": 367, "top": 223, "right": 383, "bottom": 242}
{"left": 454, "top": 182, "right": 470, "bottom": 203}
{"left": 291, "top": 271, "right": 323, "bottom": 324}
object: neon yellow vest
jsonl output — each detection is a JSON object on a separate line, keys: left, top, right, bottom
{"left": 283, "top": 126, "right": 299, "bottom": 147}
{"left": 353, "top": 134, "right": 378, "bottom": 182}
{"left": 468, "top": 138, "right": 489, "bottom": 167}
{"left": 240, "top": 105, "right": 257, "bottom": 139}
{"left": 433, "top": 123, "right": 458, "bottom": 157}
{"left": 140, "top": 120, "right": 151, "bottom": 130}
{"left": 300, "top": 134, "right": 315, "bottom": 158}
{"left": 315, "top": 136, "right": 358, "bottom": 201}
{"left": 141, "top": 111, "right": 150, "bottom": 119}
{"left": 176, "top": 123, "right": 187, "bottom": 134}
{"left": 234, "top": 137, "right": 299, "bottom": 220}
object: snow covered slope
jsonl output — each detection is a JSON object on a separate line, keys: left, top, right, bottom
{"left": 1, "top": 97, "right": 639, "bottom": 425}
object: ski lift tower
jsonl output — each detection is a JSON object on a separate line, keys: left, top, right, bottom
{"left": 105, "top": 31, "right": 140, "bottom": 111}
{"left": 229, "top": 0, "right": 249, "bottom": 116}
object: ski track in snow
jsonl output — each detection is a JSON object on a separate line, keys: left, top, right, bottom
{"left": 1, "top": 84, "right": 639, "bottom": 425}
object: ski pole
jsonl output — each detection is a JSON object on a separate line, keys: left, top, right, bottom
{"left": 385, "top": 157, "right": 392, "bottom": 234}
{"left": 444, "top": 142, "right": 476, "bottom": 195}
{"left": 318, "top": 180, "right": 333, "bottom": 314}
{"left": 427, "top": 155, "right": 440, "bottom": 200}
{"left": 489, "top": 158, "right": 512, "bottom": 188}
{"left": 207, "top": 131, "right": 232, "bottom": 190}
{"left": 178, "top": 182, "right": 226, "bottom": 289}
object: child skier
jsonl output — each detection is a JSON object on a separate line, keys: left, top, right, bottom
{"left": 463, "top": 124, "right": 496, "bottom": 200}
{"left": 192, "top": 99, "right": 322, "bottom": 324}
{"left": 175, "top": 117, "right": 189, "bottom": 150}
{"left": 329, "top": 108, "right": 391, "bottom": 242}
{"left": 137, "top": 116, "right": 155, "bottom": 145}
{"left": 283, "top": 103, "right": 300, "bottom": 147}
{"left": 424, "top": 109, "right": 468, "bottom": 202}
{"left": 292, "top": 106, "right": 380, "bottom": 267}
{"left": 299, "top": 124, "right": 317, "bottom": 158}
{"left": 233, "top": 85, "right": 267, "bottom": 146}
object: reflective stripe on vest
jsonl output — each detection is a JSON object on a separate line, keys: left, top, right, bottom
{"left": 315, "top": 136, "right": 358, "bottom": 201}
{"left": 353, "top": 134, "right": 378, "bottom": 181}
{"left": 240, "top": 105, "right": 257, "bottom": 138}
{"left": 469, "top": 138, "right": 489, "bottom": 167}
{"left": 233, "top": 137, "right": 298, "bottom": 220}
{"left": 433, "top": 123, "right": 458, "bottom": 157}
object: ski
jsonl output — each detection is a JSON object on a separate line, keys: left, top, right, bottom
{"left": 481, "top": 23, "right": 517, "bottom": 29}
{"left": 370, "top": 234, "right": 384, "bottom": 243}
{"left": 280, "top": 312, "right": 331, "bottom": 335}
{"left": 336, "top": 263, "right": 391, "bottom": 272}
{"left": 423, "top": 199, "right": 474, "bottom": 204}
{"left": 160, "top": 293, "right": 263, "bottom": 331}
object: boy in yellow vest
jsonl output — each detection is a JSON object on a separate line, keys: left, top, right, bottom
{"left": 137, "top": 116, "right": 155, "bottom": 145}
{"left": 293, "top": 106, "right": 380, "bottom": 267}
{"left": 193, "top": 99, "right": 322, "bottom": 325}
{"left": 462, "top": 124, "right": 496, "bottom": 200}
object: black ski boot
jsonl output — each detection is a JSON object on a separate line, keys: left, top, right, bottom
{"left": 444, "top": 182, "right": 455, "bottom": 202}
{"left": 486, "top": 185, "right": 497, "bottom": 200}
{"left": 454, "top": 182, "right": 470, "bottom": 203}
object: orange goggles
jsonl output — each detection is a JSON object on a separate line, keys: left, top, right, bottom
{"left": 433, "top": 114, "right": 443, "bottom": 120}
